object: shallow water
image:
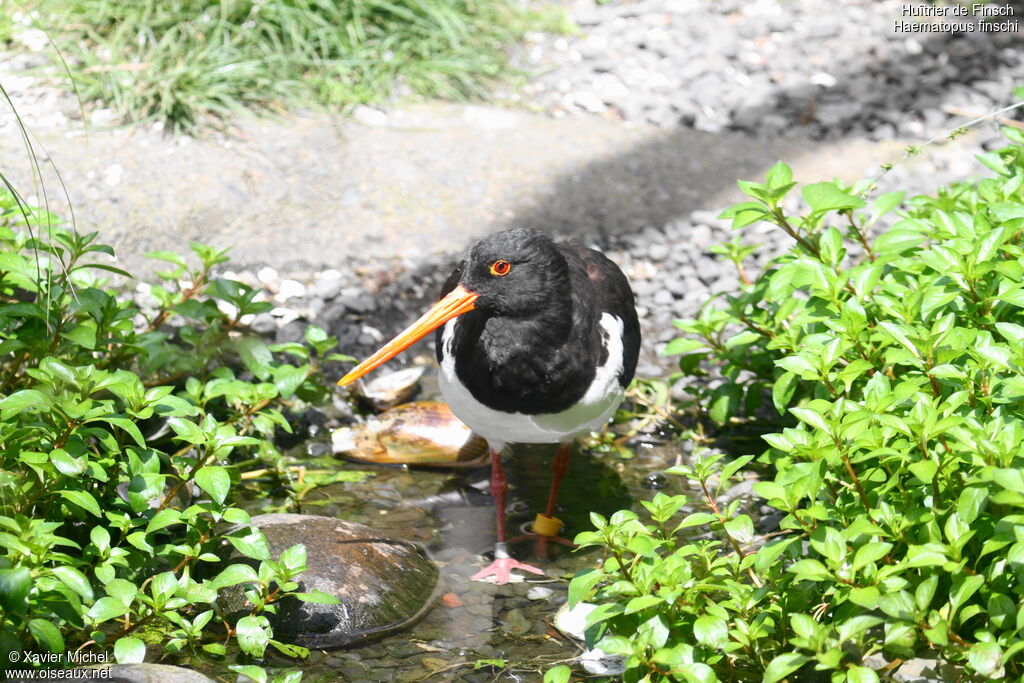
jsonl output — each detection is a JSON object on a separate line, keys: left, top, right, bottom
{"left": 208, "top": 364, "right": 724, "bottom": 682}
{"left": 229, "top": 434, "right": 693, "bottom": 682}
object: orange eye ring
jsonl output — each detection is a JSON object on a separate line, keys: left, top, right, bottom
{"left": 489, "top": 260, "right": 511, "bottom": 276}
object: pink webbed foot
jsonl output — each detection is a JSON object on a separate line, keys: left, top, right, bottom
{"left": 471, "top": 544, "right": 544, "bottom": 584}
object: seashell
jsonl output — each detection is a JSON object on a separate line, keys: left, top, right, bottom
{"left": 332, "top": 401, "right": 488, "bottom": 467}
{"left": 352, "top": 366, "right": 425, "bottom": 410}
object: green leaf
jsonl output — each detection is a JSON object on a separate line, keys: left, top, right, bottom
{"left": 693, "top": 614, "right": 729, "bottom": 648}
{"left": 870, "top": 191, "right": 905, "bottom": 220}
{"left": 236, "top": 615, "right": 271, "bottom": 658}
{"left": 475, "top": 659, "right": 507, "bottom": 670}
{"left": 765, "top": 162, "right": 793, "bottom": 189}
{"left": 93, "top": 415, "right": 146, "bottom": 448}
{"left": 967, "top": 641, "right": 1003, "bottom": 677}
{"left": 28, "top": 619, "right": 65, "bottom": 653}
{"left": 146, "top": 509, "right": 183, "bottom": 534}
{"left": 852, "top": 543, "right": 892, "bottom": 572}
{"left": 50, "top": 566, "right": 94, "bottom": 602}
{"left": 544, "top": 665, "right": 571, "bottom": 683}
{"left": 194, "top": 466, "right": 230, "bottom": 505}
{"left": 663, "top": 337, "right": 708, "bottom": 355}
{"left": 724, "top": 515, "right": 755, "bottom": 545}
{"left": 849, "top": 586, "right": 880, "bottom": 609}
{"left": 0, "top": 389, "right": 47, "bottom": 418}
{"left": 59, "top": 490, "right": 102, "bottom": 517}
{"left": 273, "top": 363, "right": 310, "bottom": 399}
{"left": 790, "top": 407, "right": 829, "bottom": 433}
{"left": 709, "top": 383, "right": 742, "bottom": 426}
{"left": 802, "top": 182, "right": 866, "bottom": 212}
{"left": 915, "top": 575, "right": 939, "bottom": 612}
{"left": 87, "top": 596, "right": 129, "bottom": 623}
{"left": 228, "top": 666, "right": 267, "bottom": 683}
{"left": 292, "top": 590, "right": 339, "bottom": 604}
{"left": 754, "top": 537, "right": 799, "bottom": 573}
{"left": 873, "top": 228, "right": 924, "bottom": 255}
{"left": 788, "top": 559, "right": 831, "bottom": 581}
{"left": 213, "top": 564, "right": 260, "bottom": 588}
{"left": 167, "top": 417, "right": 205, "bottom": 445}
{"left": 0, "top": 567, "right": 32, "bottom": 615}
{"left": 878, "top": 321, "right": 920, "bottom": 359}
{"left": 763, "top": 653, "right": 811, "bottom": 683}
{"left": 772, "top": 371, "right": 799, "bottom": 415}
{"left": 227, "top": 530, "right": 271, "bottom": 561}
{"left": 61, "top": 321, "right": 98, "bottom": 349}
{"left": 144, "top": 250, "right": 187, "bottom": 267}
{"left": 568, "top": 569, "right": 602, "bottom": 608}
{"left": 719, "top": 201, "right": 771, "bottom": 229}
{"left": 114, "top": 637, "right": 146, "bottom": 664}
{"left": 847, "top": 665, "right": 880, "bottom": 683}
{"left": 50, "top": 448, "right": 86, "bottom": 476}
{"left": 950, "top": 574, "right": 984, "bottom": 610}
{"left": 235, "top": 337, "right": 274, "bottom": 380}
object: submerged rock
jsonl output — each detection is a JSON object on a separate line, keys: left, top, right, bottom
{"left": 222, "top": 514, "right": 440, "bottom": 648}
{"left": 332, "top": 401, "right": 488, "bottom": 468}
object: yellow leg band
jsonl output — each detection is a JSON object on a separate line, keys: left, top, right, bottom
{"left": 533, "top": 513, "right": 563, "bottom": 537}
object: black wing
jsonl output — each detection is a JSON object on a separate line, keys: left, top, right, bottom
{"left": 558, "top": 242, "right": 641, "bottom": 387}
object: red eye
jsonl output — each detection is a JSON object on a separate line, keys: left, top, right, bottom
{"left": 489, "top": 260, "right": 511, "bottom": 276}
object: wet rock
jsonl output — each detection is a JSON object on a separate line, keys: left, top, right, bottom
{"left": 892, "top": 658, "right": 962, "bottom": 683}
{"left": 221, "top": 513, "right": 440, "bottom": 648}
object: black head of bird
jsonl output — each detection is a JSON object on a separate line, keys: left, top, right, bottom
{"left": 337, "top": 229, "right": 575, "bottom": 386}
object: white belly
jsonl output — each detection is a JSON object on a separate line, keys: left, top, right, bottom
{"left": 438, "top": 314, "right": 625, "bottom": 450}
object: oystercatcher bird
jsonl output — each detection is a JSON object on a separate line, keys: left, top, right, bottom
{"left": 338, "top": 229, "right": 640, "bottom": 583}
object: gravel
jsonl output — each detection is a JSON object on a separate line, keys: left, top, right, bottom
{"left": 517, "top": 0, "right": 1024, "bottom": 141}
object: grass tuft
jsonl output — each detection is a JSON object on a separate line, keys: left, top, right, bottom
{"left": 28, "top": 0, "right": 560, "bottom": 133}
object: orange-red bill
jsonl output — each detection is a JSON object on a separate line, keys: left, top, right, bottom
{"left": 337, "top": 284, "right": 479, "bottom": 387}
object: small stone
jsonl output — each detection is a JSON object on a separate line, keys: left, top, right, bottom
{"left": 526, "top": 586, "right": 554, "bottom": 600}
{"left": 653, "top": 289, "right": 675, "bottom": 305}
{"left": 569, "top": 90, "right": 606, "bottom": 114}
{"left": 249, "top": 313, "right": 276, "bottom": 334}
{"left": 276, "top": 279, "right": 306, "bottom": 301}
{"left": 352, "top": 105, "right": 389, "bottom": 127}
{"left": 441, "top": 592, "right": 464, "bottom": 608}
{"left": 500, "top": 608, "right": 532, "bottom": 636}
{"left": 257, "top": 266, "right": 280, "bottom": 288}
{"left": 647, "top": 243, "right": 669, "bottom": 261}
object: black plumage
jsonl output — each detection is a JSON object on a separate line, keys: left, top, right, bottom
{"left": 435, "top": 229, "right": 640, "bottom": 415}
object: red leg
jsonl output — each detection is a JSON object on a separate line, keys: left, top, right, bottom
{"left": 545, "top": 443, "right": 571, "bottom": 517}
{"left": 533, "top": 444, "right": 576, "bottom": 556}
{"left": 471, "top": 447, "right": 544, "bottom": 584}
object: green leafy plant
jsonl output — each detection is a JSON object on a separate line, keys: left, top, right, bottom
{"left": 561, "top": 126, "right": 1024, "bottom": 681}
{"left": 0, "top": 189, "right": 351, "bottom": 678}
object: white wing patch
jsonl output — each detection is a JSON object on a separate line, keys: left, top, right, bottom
{"left": 439, "top": 314, "right": 625, "bottom": 450}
